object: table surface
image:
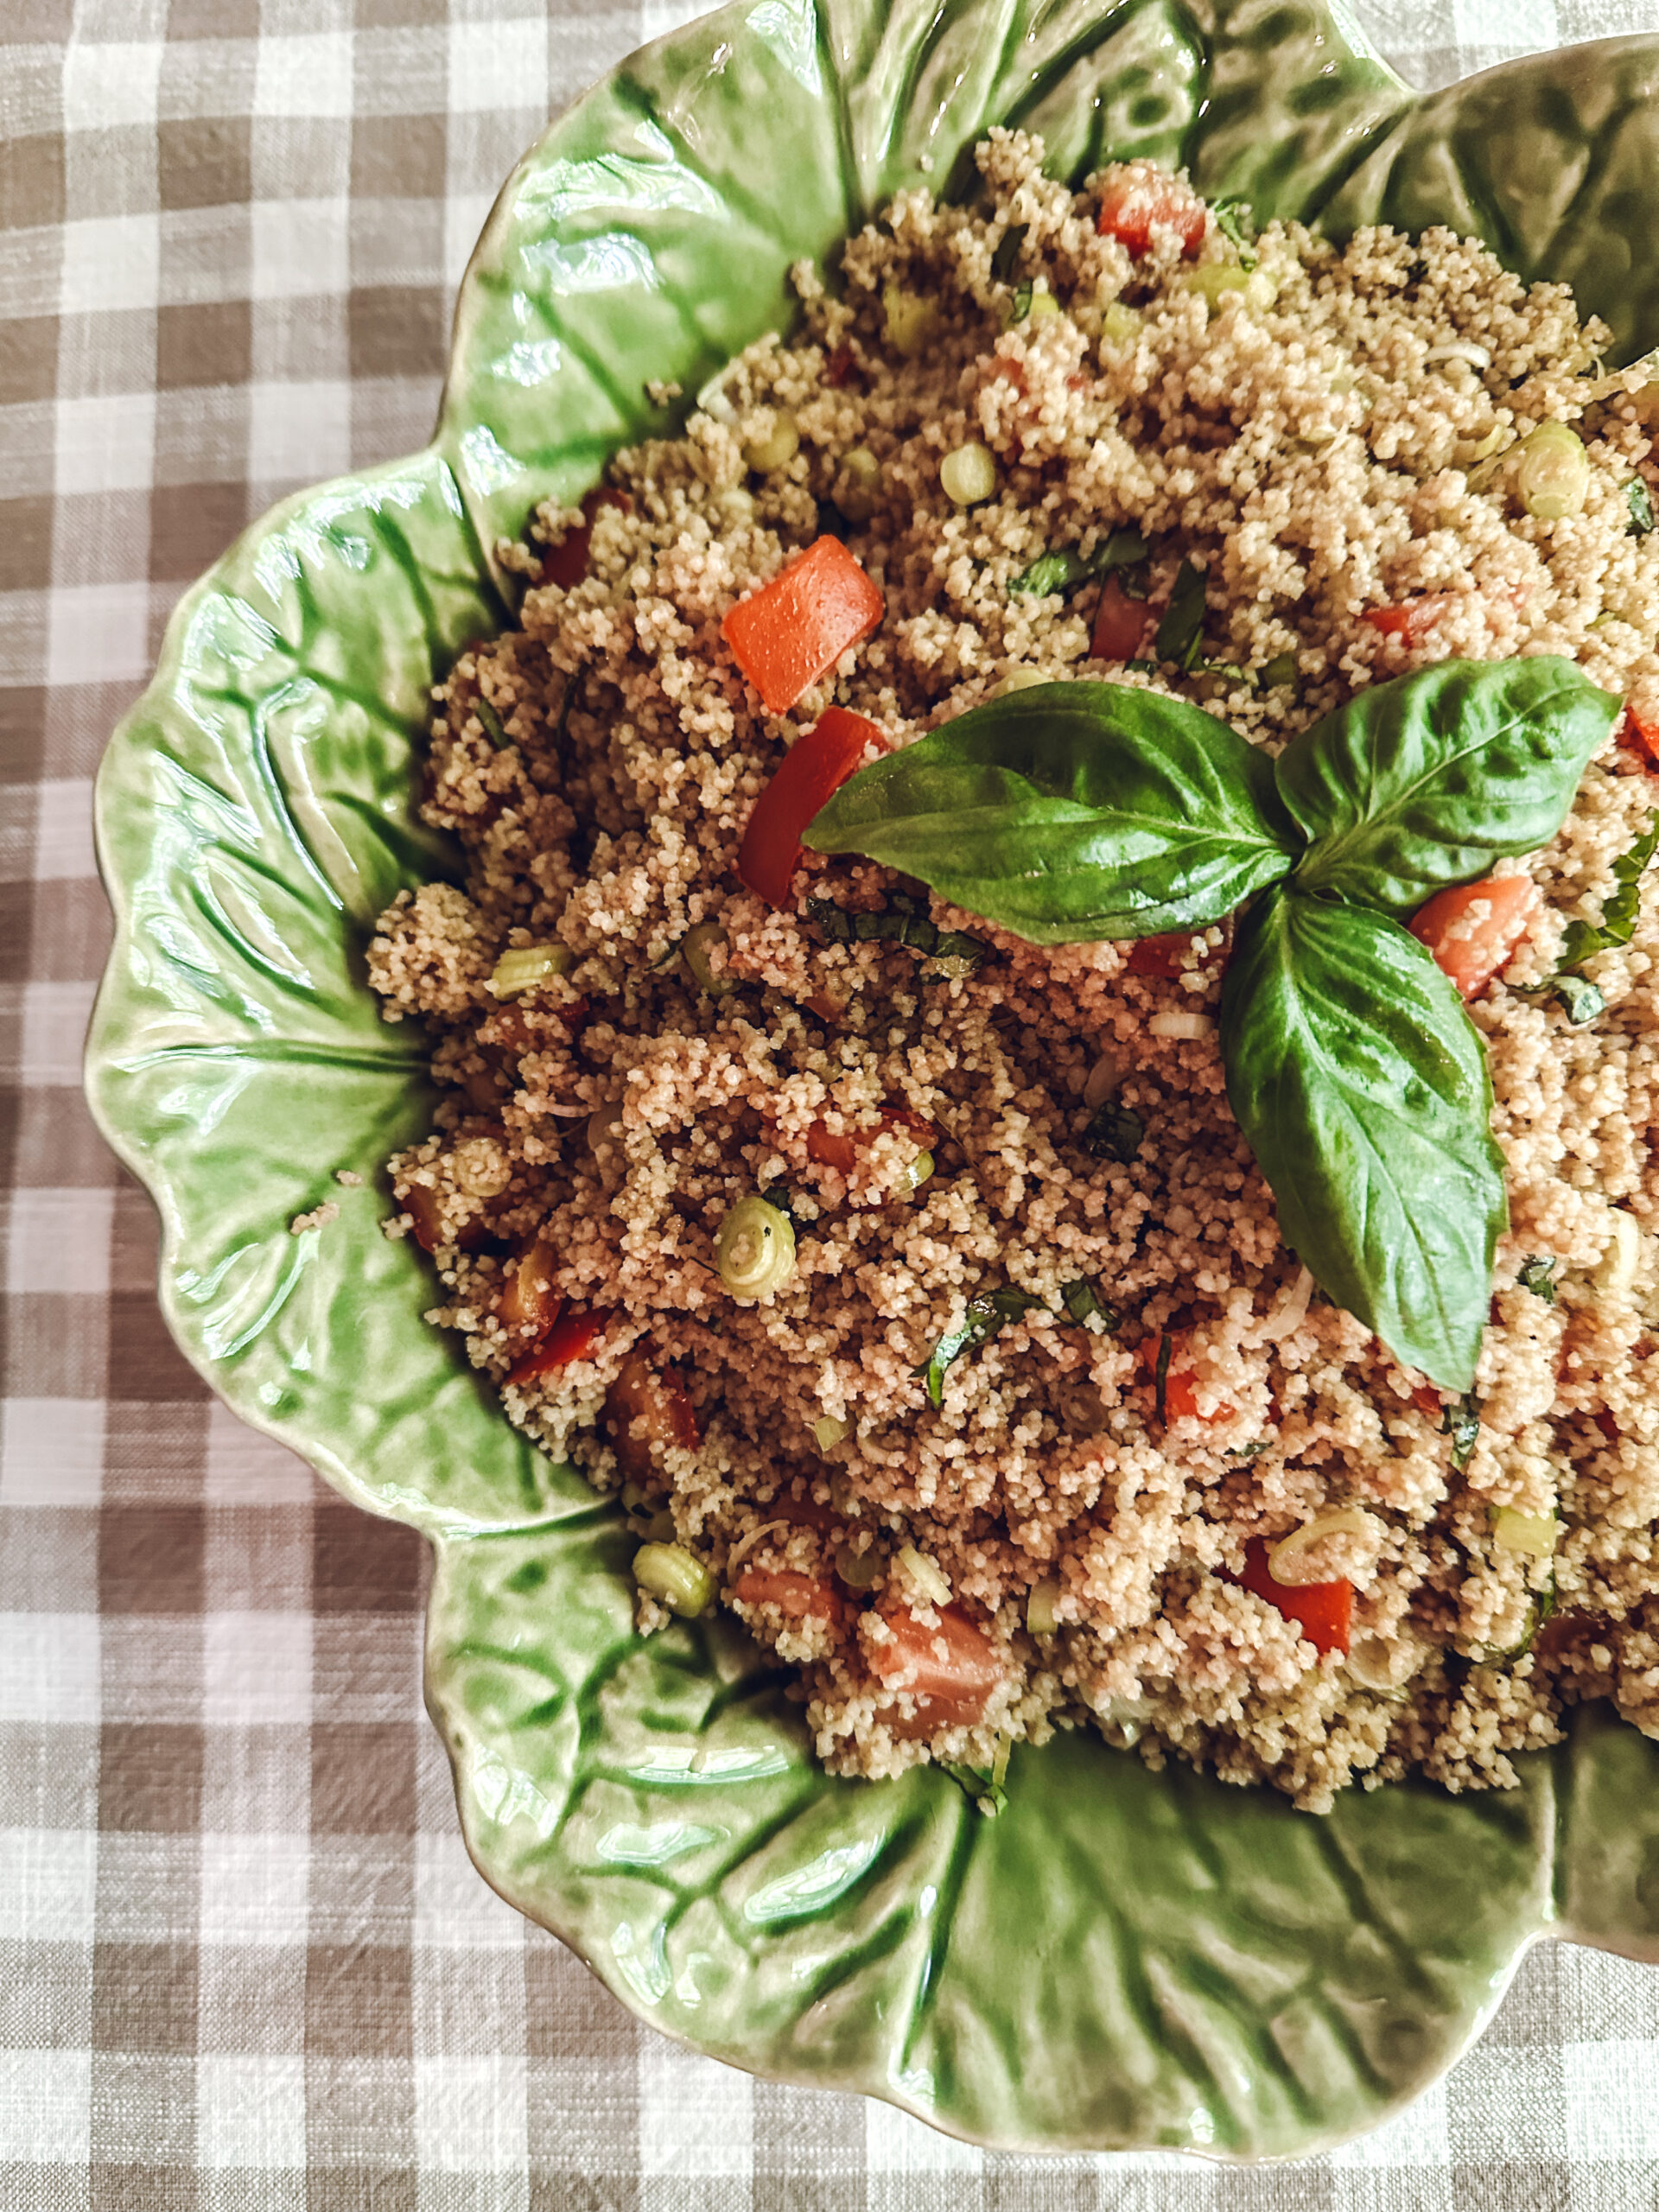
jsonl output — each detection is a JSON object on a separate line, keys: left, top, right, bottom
{"left": 8, "top": 2, "right": 1659, "bottom": 2204}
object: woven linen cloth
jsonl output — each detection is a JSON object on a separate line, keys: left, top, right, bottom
{"left": 8, "top": 2, "right": 1659, "bottom": 2204}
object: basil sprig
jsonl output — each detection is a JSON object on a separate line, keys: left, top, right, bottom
{"left": 806, "top": 658, "right": 1619, "bottom": 1387}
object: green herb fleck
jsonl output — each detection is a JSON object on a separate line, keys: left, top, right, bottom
{"left": 1060, "top": 1279, "right": 1119, "bottom": 1331}
{"left": 1009, "top": 527, "right": 1147, "bottom": 600}
{"left": 943, "top": 1762, "right": 1007, "bottom": 1815}
{"left": 805, "top": 896, "right": 854, "bottom": 944}
{"left": 1629, "top": 479, "right": 1656, "bottom": 537}
{"left": 808, "top": 892, "right": 988, "bottom": 971}
{"left": 1211, "top": 197, "right": 1258, "bottom": 270}
{"left": 990, "top": 224, "right": 1028, "bottom": 283}
{"left": 1082, "top": 1101, "right": 1144, "bottom": 1163}
{"left": 1518, "top": 1254, "right": 1558, "bottom": 1304}
{"left": 1259, "top": 650, "right": 1299, "bottom": 689}
{"left": 1227, "top": 1438, "right": 1271, "bottom": 1460}
{"left": 1551, "top": 974, "right": 1605, "bottom": 1025}
{"left": 1011, "top": 281, "right": 1033, "bottom": 323}
{"left": 918, "top": 1287, "right": 1045, "bottom": 1408}
{"left": 1154, "top": 559, "right": 1207, "bottom": 671}
{"left": 1153, "top": 1331, "right": 1173, "bottom": 1426}
{"left": 474, "top": 698, "right": 508, "bottom": 748}
{"left": 1441, "top": 1390, "right": 1481, "bottom": 1471}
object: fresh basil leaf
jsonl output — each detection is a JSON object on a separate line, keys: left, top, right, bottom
{"left": 1220, "top": 887, "right": 1506, "bottom": 1391}
{"left": 1083, "top": 1101, "right": 1144, "bottom": 1160}
{"left": 1557, "top": 810, "right": 1659, "bottom": 969}
{"left": 1550, "top": 974, "right": 1605, "bottom": 1024}
{"left": 991, "top": 224, "right": 1028, "bottom": 283}
{"left": 1629, "top": 479, "right": 1656, "bottom": 536}
{"left": 1518, "top": 1254, "right": 1558, "bottom": 1303}
{"left": 804, "top": 680, "right": 1301, "bottom": 944}
{"left": 1211, "top": 196, "right": 1258, "bottom": 270}
{"left": 1154, "top": 559, "right": 1207, "bottom": 671}
{"left": 1279, "top": 658, "right": 1619, "bottom": 918}
{"left": 1009, "top": 549, "right": 1090, "bottom": 598}
{"left": 917, "top": 1287, "right": 1045, "bottom": 1407}
{"left": 474, "top": 698, "right": 508, "bottom": 747}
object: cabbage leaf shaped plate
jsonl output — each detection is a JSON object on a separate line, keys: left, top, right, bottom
{"left": 86, "top": 0, "right": 1659, "bottom": 2158}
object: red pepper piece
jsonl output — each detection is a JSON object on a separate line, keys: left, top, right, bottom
{"left": 1617, "top": 703, "right": 1659, "bottom": 772}
{"left": 736, "top": 705, "right": 886, "bottom": 909}
{"left": 721, "top": 536, "right": 885, "bottom": 715}
{"left": 1239, "top": 1537, "right": 1353, "bottom": 1656}
{"left": 1096, "top": 172, "right": 1205, "bottom": 259}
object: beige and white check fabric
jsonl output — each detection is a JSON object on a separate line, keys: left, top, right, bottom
{"left": 7, "top": 2, "right": 1659, "bottom": 2203}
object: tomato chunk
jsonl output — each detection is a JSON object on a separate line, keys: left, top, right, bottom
{"left": 805, "top": 1103, "right": 934, "bottom": 1173}
{"left": 539, "top": 487, "right": 632, "bottom": 590}
{"left": 1096, "top": 170, "right": 1205, "bottom": 259}
{"left": 872, "top": 1602, "right": 1000, "bottom": 1731}
{"left": 506, "top": 1306, "right": 610, "bottom": 1387}
{"left": 1239, "top": 1538, "right": 1353, "bottom": 1656}
{"left": 737, "top": 706, "right": 886, "bottom": 909}
{"left": 1409, "top": 1382, "right": 1442, "bottom": 1420}
{"left": 401, "top": 1182, "right": 488, "bottom": 1255}
{"left": 1409, "top": 874, "right": 1534, "bottom": 1001}
{"left": 1617, "top": 703, "right": 1659, "bottom": 772}
{"left": 734, "top": 1567, "right": 842, "bottom": 1624}
{"left": 496, "top": 1235, "right": 562, "bottom": 1338}
{"left": 722, "top": 535, "right": 885, "bottom": 715}
{"left": 1139, "top": 1330, "right": 1234, "bottom": 1423}
{"left": 603, "top": 1352, "right": 699, "bottom": 1472}
{"left": 1091, "top": 572, "right": 1157, "bottom": 661}
{"left": 1363, "top": 594, "right": 1451, "bottom": 645}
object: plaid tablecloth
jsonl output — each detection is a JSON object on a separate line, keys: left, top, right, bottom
{"left": 8, "top": 2, "right": 1659, "bottom": 2204}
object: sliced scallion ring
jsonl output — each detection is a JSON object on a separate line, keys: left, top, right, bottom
{"left": 715, "top": 1195, "right": 797, "bottom": 1301}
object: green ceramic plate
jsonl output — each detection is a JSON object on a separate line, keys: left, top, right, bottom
{"left": 86, "top": 0, "right": 1659, "bottom": 2158}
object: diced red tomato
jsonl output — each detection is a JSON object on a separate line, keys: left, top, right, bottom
{"left": 722, "top": 536, "right": 885, "bottom": 715}
{"left": 1409, "top": 874, "right": 1534, "bottom": 1001}
{"left": 1363, "top": 594, "right": 1452, "bottom": 645}
{"left": 823, "top": 344, "right": 859, "bottom": 389}
{"left": 603, "top": 1352, "right": 699, "bottom": 1473}
{"left": 1238, "top": 1537, "right": 1353, "bottom": 1656}
{"left": 539, "top": 487, "right": 632, "bottom": 591}
{"left": 734, "top": 1567, "right": 842, "bottom": 1624}
{"left": 496, "top": 1235, "right": 562, "bottom": 1339}
{"left": 871, "top": 1603, "right": 1001, "bottom": 1732}
{"left": 1617, "top": 703, "right": 1659, "bottom": 772}
{"left": 1533, "top": 1608, "right": 1612, "bottom": 1661}
{"left": 736, "top": 706, "right": 887, "bottom": 909}
{"left": 1139, "top": 1330, "right": 1234, "bottom": 1423}
{"left": 761, "top": 1494, "right": 843, "bottom": 1535}
{"left": 401, "top": 1182, "right": 488, "bottom": 1255}
{"left": 506, "top": 1306, "right": 610, "bottom": 1387}
{"left": 1096, "top": 171, "right": 1205, "bottom": 259}
{"left": 1122, "top": 931, "right": 1198, "bottom": 978}
{"left": 1594, "top": 1408, "right": 1621, "bottom": 1444}
{"left": 1410, "top": 1382, "right": 1442, "bottom": 1419}
{"left": 1091, "top": 572, "right": 1157, "bottom": 661}
{"left": 805, "top": 1103, "right": 934, "bottom": 1173}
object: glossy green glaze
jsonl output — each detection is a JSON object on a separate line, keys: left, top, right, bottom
{"left": 87, "top": 0, "right": 1659, "bottom": 2158}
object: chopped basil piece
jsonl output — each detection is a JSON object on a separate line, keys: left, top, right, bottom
{"left": 807, "top": 893, "right": 988, "bottom": 970}
{"left": 917, "top": 1287, "right": 1045, "bottom": 1408}
{"left": 1060, "top": 1279, "right": 1118, "bottom": 1331}
{"left": 1211, "top": 197, "right": 1258, "bottom": 270}
{"left": 1259, "top": 650, "right": 1299, "bottom": 689}
{"left": 1552, "top": 974, "right": 1605, "bottom": 1025}
{"left": 1629, "top": 479, "right": 1656, "bottom": 536}
{"left": 1008, "top": 528, "right": 1147, "bottom": 601}
{"left": 1153, "top": 1332, "right": 1174, "bottom": 1426}
{"left": 474, "top": 698, "right": 508, "bottom": 747}
{"left": 1227, "top": 1438, "right": 1271, "bottom": 1460}
{"left": 1557, "top": 812, "right": 1659, "bottom": 970}
{"left": 990, "top": 224, "right": 1028, "bottom": 283}
{"left": 1082, "top": 1101, "right": 1144, "bottom": 1162}
{"left": 1441, "top": 1391, "right": 1481, "bottom": 1471}
{"left": 1518, "top": 1254, "right": 1558, "bottom": 1303}
{"left": 1154, "top": 559, "right": 1207, "bottom": 671}
{"left": 805, "top": 896, "right": 854, "bottom": 944}
{"left": 931, "top": 929, "right": 991, "bottom": 970}
{"left": 1010, "top": 281, "right": 1033, "bottom": 323}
